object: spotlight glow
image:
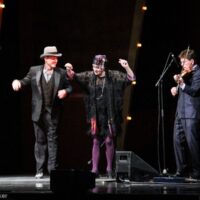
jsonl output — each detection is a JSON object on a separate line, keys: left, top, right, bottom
{"left": 0, "top": 3, "right": 5, "bottom": 8}
{"left": 126, "top": 116, "right": 132, "bottom": 121}
{"left": 132, "top": 81, "right": 136, "bottom": 85}
{"left": 142, "top": 6, "right": 147, "bottom": 11}
{"left": 137, "top": 43, "right": 142, "bottom": 48}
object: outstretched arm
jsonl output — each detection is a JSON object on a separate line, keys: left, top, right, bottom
{"left": 118, "top": 58, "right": 135, "bottom": 80}
{"left": 65, "top": 63, "right": 75, "bottom": 79}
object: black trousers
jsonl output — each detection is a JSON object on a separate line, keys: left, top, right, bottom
{"left": 173, "top": 116, "right": 200, "bottom": 176}
{"left": 33, "top": 109, "right": 59, "bottom": 173}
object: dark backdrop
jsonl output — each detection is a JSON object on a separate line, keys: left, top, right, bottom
{"left": 1, "top": 0, "right": 200, "bottom": 175}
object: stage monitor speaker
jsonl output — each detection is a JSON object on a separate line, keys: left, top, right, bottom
{"left": 50, "top": 169, "right": 96, "bottom": 193}
{"left": 115, "top": 151, "right": 159, "bottom": 181}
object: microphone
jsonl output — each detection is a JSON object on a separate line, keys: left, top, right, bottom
{"left": 171, "top": 53, "right": 180, "bottom": 68}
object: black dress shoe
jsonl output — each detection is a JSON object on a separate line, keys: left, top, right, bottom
{"left": 190, "top": 173, "right": 200, "bottom": 180}
{"left": 35, "top": 172, "right": 44, "bottom": 179}
{"left": 91, "top": 171, "right": 99, "bottom": 178}
{"left": 174, "top": 172, "right": 182, "bottom": 177}
{"left": 107, "top": 171, "right": 115, "bottom": 179}
{"left": 173, "top": 171, "right": 188, "bottom": 177}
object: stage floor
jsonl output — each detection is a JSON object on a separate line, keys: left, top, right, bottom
{"left": 0, "top": 175, "right": 200, "bottom": 200}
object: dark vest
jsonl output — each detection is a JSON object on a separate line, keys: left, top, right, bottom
{"left": 41, "top": 73, "right": 54, "bottom": 107}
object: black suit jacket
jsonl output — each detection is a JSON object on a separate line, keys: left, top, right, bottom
{"left": 177, "top": 65, "right": 200, "bottom": 119}
{"left": 20, "top": 65, "right": 72, "bottom": 121}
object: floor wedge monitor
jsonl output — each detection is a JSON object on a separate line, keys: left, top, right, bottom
{"left": 115, "top": 151, "right": 159, "bottom": 181}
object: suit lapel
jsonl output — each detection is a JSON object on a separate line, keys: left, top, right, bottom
{"left": 36, "top": 66, "right": 43, "bottom": 95}
{"left": 53, "top": 69, "right": 61, "bottom": 98}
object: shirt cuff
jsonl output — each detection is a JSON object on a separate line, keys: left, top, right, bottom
{"left": 180, "top": 83, "right": 185, "bottom": 90}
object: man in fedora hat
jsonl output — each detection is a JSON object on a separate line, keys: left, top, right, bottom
{"left": 12, "top": 46, "right": 72, "bottom": 178}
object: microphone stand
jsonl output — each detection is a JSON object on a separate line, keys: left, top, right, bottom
{"left": 155, "top": 53, "right": 174, "bottom": 176}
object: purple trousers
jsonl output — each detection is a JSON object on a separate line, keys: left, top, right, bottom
{"left": 91, "top": 136, "right": 114, "bottom": 174}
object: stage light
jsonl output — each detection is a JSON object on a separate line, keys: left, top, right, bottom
{"left": 132, "top": 80, "right": 136, "bottom": 85}
{"left": 136, "top": 43, "right": 142, "bottom": 48}
{"left": 126, "top": 116, "right": 132, "bottom": 121}
{"left": 142, "top": 5, "right": 147, "bottom": 11}
{"left": 0, "top": 3, "right": 5, "bottom": 8}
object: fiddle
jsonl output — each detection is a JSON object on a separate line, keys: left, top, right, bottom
{"left": 176, "top": 45, "right": 191, "bottom": 81}
{"left": 180, "top": 69, "right": 189, "bottom": 78}
{"left": 174, "top": 69, "right": 191, "bottom": 85}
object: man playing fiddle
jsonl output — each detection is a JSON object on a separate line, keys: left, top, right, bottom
{"left": 171, "top": 49, "right": 200, "bottom": 179}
